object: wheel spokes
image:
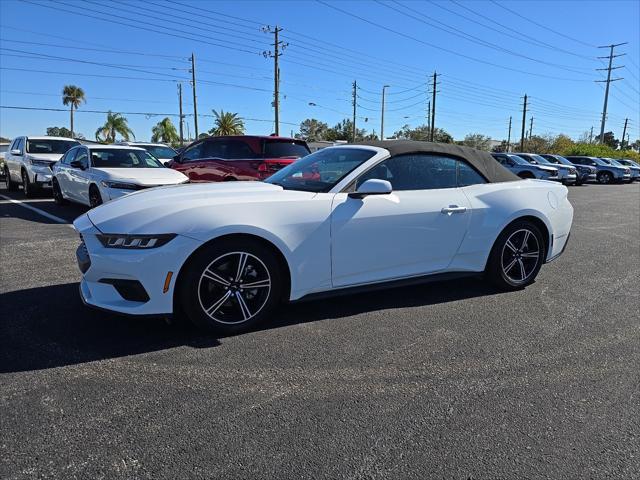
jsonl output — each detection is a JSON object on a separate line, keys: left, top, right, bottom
{"left": 521, "top": 251, "right": 539, "bottom": 258}
{"left": 235, "top": 253, "right": 248, "bottom": 282}
{"left": 205, "top": 290, "right": 232, "bottom": 316}
{"left": 240, "top": 279, "right": 270, "bottom": 289}
{"left": 504, "top": 258, "right": 518, "bottom": 273}
{"left": 235, "top": 291, "right": 252, "bottom": 320}
{"left": 517, "top": 259, "right": 526, "bottom": 280}
{"left": 505, "top": 240, "right": 518, "bottom": 253}
{"left": 202, "top": 268, "right": 231, "bottom": 286}
{"left": 520, "top": 230, "right": 530, "bottom": 250}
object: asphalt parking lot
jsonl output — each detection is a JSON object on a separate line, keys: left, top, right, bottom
{"left": 1, "top": 182, "right": 638, "bottom": 479}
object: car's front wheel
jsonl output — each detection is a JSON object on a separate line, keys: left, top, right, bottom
{"left": 178, "top": 238, "right": 284, "bottom": 334}
{"left": 52, "top": 178, "right": 67, "bottom": 205}
{"left": 597, "top": 171, "right": 613, "bottom": 184}
{"left": 4, "top": 167, "right": 18, "bottom": 191}
{"left": 486, "top": 220, "right": 546, "bottom": 290}
{"left": 22, "top": 170, "right": 39, "bottom": 198}
{"left": 89, "top": 185, "right": 103, "bottom": 208}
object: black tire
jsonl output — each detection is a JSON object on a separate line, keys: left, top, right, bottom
{"left": 4, "top": 167, "right": 18, "bottom": 191}
{"left": 21, "top": 170, "right": 39, "bottom": 198}
{"left": 597, "top": 171, "right": 613, "bottom": 184}
{"left": 89, "top": 184, "right": 103, "bottom": 208}
{"left": 485, "top": 220, "right": 546, "bottom": 291}
{"left": 52, "top": 178, "right": 67, "bottom": 205}
{"left": 177, "top": 238, "right": 284, "bottom": 335}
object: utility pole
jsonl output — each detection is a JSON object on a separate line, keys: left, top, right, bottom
{"left": 589, "top": 126, "right": 594, "bottom": 144}
{"left": 596, "top": 42, "right": 626, "bottom": 143}
{"left": 352, "top": 80, "right": 357, "bottom": 142}
{"left": 263, "top": 26, "right": 287, "bottom": 136}
{"left": 177, "top": 83, "right": 184, "bottom": 146}
{"left": 506, "top": 116, "right": 512, "bottom": 152}
{"left": 529, "top": 116, "right": 534, "bottom": 142}
{"left": 621, "top": 118, "right": 629, "bottom": 149}
{"left": 430, "top": 71, "right": 438, "bottom": 142}
{"left": 381, "top": 85, "right": 390, "bottom": 140}
{"left": 427, "top": 99, "right": 431, "bottom": 132}
{"left": 190, "top": 53, "right": 198, "bottom": 138}
{"left": 520, "top": 94, "right": 527, "bottom": 151}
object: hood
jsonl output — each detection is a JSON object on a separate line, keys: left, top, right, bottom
{"left": 92, "top": 167, "right": 188, "bottom": 185}
{"left": 536, "top": 165, "right": 557, "bottom": 172}
{"left": 87, "top": 181, "right": 316, "bottom": 235}
{"left": 26, "top": 153, "right": 63, "bottom": 162}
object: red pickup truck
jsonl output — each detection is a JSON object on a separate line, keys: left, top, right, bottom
{"left": 168, "top": 135, "right": 310, "bottom": 182}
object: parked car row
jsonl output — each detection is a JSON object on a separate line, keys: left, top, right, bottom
{"left": 491, "top": 152, "right": 637, "bottom": 185}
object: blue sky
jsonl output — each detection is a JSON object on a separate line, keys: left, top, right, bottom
{"left": 1, "top": 0, "right": 638, "bottom": 143}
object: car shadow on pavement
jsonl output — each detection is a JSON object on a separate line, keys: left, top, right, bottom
{"left": 0, "top": 282, "right": 220, "bottom": 373}
{"left": 0, "top": 277, "right": 499, "bottom": 373}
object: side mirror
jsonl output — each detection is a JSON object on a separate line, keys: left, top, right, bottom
{"left": 10, "top": 149, "right": 21, "bottom": 155}
{"left": 70, "top": 160, "right": 86, "bottom": 170}
{"left": 172, "top": 154, "right": 182, "bottom": 163}
{"left": 348, "top": 179, "right": 393, "bottom": 199}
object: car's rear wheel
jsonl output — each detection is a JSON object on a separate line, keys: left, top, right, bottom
{"left": 4, "top": 167, "right": 18, "bottom": 191}
{"left": 486, "top": 220, "right": 545, "bottom": 290}
{"left": 597, "top": 171, "right": 613, "bottom": 184}
{"left": 52, "top": 178, "right": 67, "bottom": 205}
{"left": 178, "top": 238, "right": 284, "bottom": 334}
{"left": 22, "top": 170, "right": 38, "bottom": 198}
{"left": 89, "top": 185, "right": 103, "bottom": 208}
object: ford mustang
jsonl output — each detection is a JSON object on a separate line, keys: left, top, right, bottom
{"left": 73, "top": 141, "right": 573, "bottom": 334}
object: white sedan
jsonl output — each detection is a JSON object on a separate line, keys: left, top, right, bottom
{"left": 73, "top": 141, "right": 573, "bottom": 334}
{"left": 52, "top": 144, "right": 188, "bottom": 207}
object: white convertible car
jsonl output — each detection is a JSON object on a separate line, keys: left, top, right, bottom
{"left": 73, "top": 141, "right": 573, "bottom": 334}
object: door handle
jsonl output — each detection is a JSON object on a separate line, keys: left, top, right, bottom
{"left": 441, "top": 205, "right": 467, "bottom": 214}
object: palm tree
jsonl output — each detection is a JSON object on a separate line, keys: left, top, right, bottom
{"left": 209, "top": 109, "right": 245, "bottom": 136}
{"left": 95, "top": 111, "right": 135, "bottom": 143}
{"left": 62, "top": 85, "right": 86, "bottom": 138}
{"left": 151, "top": 117, "right": 179, "bottom": 145}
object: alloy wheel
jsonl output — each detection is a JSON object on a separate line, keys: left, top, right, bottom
{"left": 197, "top": 251, "right": 272, "bottom": 325}
{"left": 501, "top": 229, "right": 540, "bottom": 284}
{"left": 89, "top": 188, "right": 102, "bottom": 207}
{"left": 22, "top": 172, "right": 29, "bottom": 196}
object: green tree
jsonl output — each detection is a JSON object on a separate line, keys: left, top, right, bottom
{"left": 324, "top": 119, "right": 367, "bottom": 141}
{"left": 46, "top": 126, "right": 72, "bottom": 138}
{"left": 151, "top": 117, "right": 179, "bottom": 145}
{"left": 209, "top": 109, "right": 245, "bottom": 136}
{"left": 62, "top": 85, "right": 86, "bottom": 138}
{"left": 462, "top": 133, "right": 492, "bottom": 150}
{"left": 594, "top": 131, "right": 619, "bottom": 149}
{"left": 95, "top": 111, "right": 135, "bottom": 143}
{"left": 392, "top": 124, "right": 453, "bottom": 143}
{"left": 550, "top": 134, "right": 574, "bottom": 153}
{"left": 297, "top": 118, "right": 329, "bottom": 141}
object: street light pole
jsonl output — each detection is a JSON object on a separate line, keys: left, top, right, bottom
{"left": 381, "top": 85, "right": 390, "bottom": 140}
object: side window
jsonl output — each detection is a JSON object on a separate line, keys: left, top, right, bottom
{"left": 9, "top": 139, "right": 17, "bottom": 151}
{"left": 457, "top": 161, "right": 486, "bottom": 187}
{"left": 74, "top": 149, "right": 89, "bottom": 168}
{"left": 62, "top": 147, "right": 78, "bottom": 165}
{"left": 357, "top": 154, "right": 458, "bottom": 191}
{"left": 207, "top": 140, "right": 256, "bottom": 159}
{"left": 15, "top": 138, "right": 25, "bottom": 154}
{"left": 182, "top": 142, "right": 205, "bottom": 162}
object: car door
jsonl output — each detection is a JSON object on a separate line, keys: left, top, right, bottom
{"left": 330, "top": 153, "right": 472, "bottom": 287}
{"left": 55, "top": 147, "right": 77, "bottom": 197}
{"left": 172, "top": 141, "right": 212, "bottom": 182}
{"left": 7, "top": 137, "right": 24, "bottom": 180}
{"left": 67, "top": 147, "right": 90, "bottom": 204}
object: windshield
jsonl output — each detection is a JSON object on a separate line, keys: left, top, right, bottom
{"left": 90, "top": 148, "right": 165, "bottom": 168}
{"left": 264, "top": 140, "right": 310, "bottom": 159}
{"left": 593, "top": 158, "right": 609, "bottom": 166}
{"left": 264, "top": 147, "right": 376, "bottom": 192}
{"left": 602, "top": 158, "right": 623, "bottom": 166}
{"left": 27, "top": 139, "right": 79, "bottom": 154}
{"left": 141, "top": 145, "right": 177, "bottom": 159}
{"left": 530, "top": 154, "right": 554, "bottom": 165}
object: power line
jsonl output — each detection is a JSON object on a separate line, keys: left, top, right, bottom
{"left": 316, "top": 0, "right": 596, "bottom": 82}
{"left": 489, "top": 0, "right": 597, "bottom": 48}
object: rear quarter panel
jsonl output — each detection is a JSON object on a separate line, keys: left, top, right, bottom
{"left": 451, "top": 180, "right": 572, "bottom": 271}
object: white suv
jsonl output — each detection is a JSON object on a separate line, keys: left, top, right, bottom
{"left": 4, "top": 136, "right": 80, "bottom": 197}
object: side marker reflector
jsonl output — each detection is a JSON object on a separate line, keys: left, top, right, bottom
{"left": 163, "top": 271, "right": 173, "bottom": 293}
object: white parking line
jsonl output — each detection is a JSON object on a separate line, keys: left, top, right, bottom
{"left": 0, "top": 193, "right": 74, "bottom": 228}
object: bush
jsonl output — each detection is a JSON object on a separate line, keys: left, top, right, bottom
{"left": 559, "top": 143, "right": 640, "bottom": 161}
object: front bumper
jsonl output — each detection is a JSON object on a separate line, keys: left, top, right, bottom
{"left": 73, "top": 214, "right": 203, "bottom": 316}
{"left": 29, "top": 166, "right": 54, "bottom": 188}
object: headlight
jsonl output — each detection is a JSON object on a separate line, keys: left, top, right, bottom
{"left": 101, "top": 180, "right": 140, "bottom": 190}
{"left": 96, "top": 233, "right": 176, "bottom": 249}
{"left": 29, "top": 158, "right": 51, "bottom": 167}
